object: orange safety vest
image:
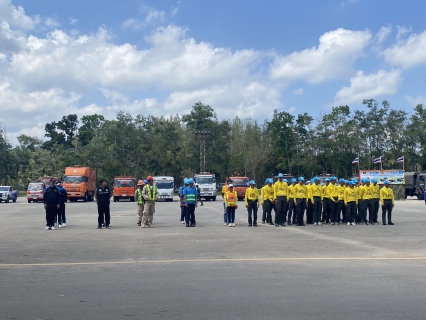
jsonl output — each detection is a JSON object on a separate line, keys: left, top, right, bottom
{"left": 226, "top": 191, "right": 237, "bottom": 207}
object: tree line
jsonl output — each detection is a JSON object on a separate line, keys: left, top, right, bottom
{"left": 1, "top": 99, "right": 425, "bottom": 190}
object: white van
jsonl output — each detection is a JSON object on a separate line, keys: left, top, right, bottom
{"left": 153, "top": 176, "right": 174, "bottom": 201}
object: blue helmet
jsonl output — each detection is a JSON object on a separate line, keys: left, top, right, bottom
{"left": 339, "top": 178, "right": 345, "bottom": 184}
{"left": 371, "top": 178, "right": 378, "bottom": 183}
{"left": 349, "top": 181, "right": 355, "bottom": 186}
{"left": 291, "top": 178, "right": 297, "bottom": 183}
{"left": 183, "top": 178, "right": 189, "bottom": 184}
{"left": 298, "top": 177, "right": 305, "bottom": 181}
{"left": 249, "top": 180, "right": 256, "bottom": 185}
{"left": 365, "top": 179, "right": 371, "bottom": 183}
{"left": 267, "top": 178, "right": 273, "bottom": 184}
{"left": 330, "top": 177, "right": 337, "bottom": 181}
{"left": 265, "top": 179, "right": 269, "bottom": 184}
{"left": 283, "top": 179, "right": 288, "bottom": 183}
{"left": 188, "top": 178, "right": 195, "bottom": 184}
{"left": 384, "top": 180, "right": 390, "bottom": 185}
{"left": 325, "top": 178, "right": 330, "bottom": 182}
{"left": 278, "top": 173, "right": 284, "bottom": 178}
{"left": 143, "top": 180, "right": 148, "bottom": 184}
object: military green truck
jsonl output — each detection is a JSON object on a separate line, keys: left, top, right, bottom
{"left": 404, "top": 172, "right": 426, "bottom": 200}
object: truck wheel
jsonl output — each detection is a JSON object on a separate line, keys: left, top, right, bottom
{"left": 212, "top": 197, "right": 216, "bottom": 201}
{"left": 28, "top": 200, "right": 31, "bottom": 203}
{"left": 13, "top": 198, "right": 16, "bottom": 203}
{"left": 114, "top": 197, "right": 117, "bottom": 202}
{"left": 83, "top": 194, "right": 88, "bottom": 202}
{"left": 5, "top": 197, "right": 9, "bottom": 203}
{"left": 130, "top": 197, "right": 135, "bottom": 202}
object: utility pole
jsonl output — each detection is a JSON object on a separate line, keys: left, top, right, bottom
{"left": 195, "top": 131, "right": 210, "bottom": 172}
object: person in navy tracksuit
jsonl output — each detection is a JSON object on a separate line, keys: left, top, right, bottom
{"left": 56, "top": 181, "right": 68, "bottom": 227}
{"left": 43, "top": 178, "right": 61, "bottom": 230}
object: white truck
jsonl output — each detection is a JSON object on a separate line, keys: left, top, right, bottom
{"left": 194, "top": 172, "right": 216, "bottom": 201}
{"left": 0, "top": 186, "right": 18, "bottom": 203}
{"left": 153, "top": 176, "right": 174, "bottom": 201}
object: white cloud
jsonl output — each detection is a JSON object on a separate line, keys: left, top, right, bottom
{"left": 270, "top": 28, "right": 372, "bottom": 83}
{"left": 69, "top": 17, "right": 78, "bottom": 25}
{"left": 332, "top": 69, "right": 402, "bottom": 106}
{"left": 0, "top": 0, "right": 38, "bottom": 30}
{"left": 375, "top": 25, "right": 392, "bottom": 45}
{"left": 44, "top": 17, "right": 59, "bottom": 28}
{"left": 406, "top": 95, "right": 426, "bottom": 106}
{"left": 396, "top": 25, "right": 412, "bottom": 40}
{"left": 382, "top": 30, "right": 426, "bottom": 69}
{"left": 122, "top": 6, "right": 166, "bottom": 30}
{"left": 293, "top": 88, "right": 303, "bottom": 96}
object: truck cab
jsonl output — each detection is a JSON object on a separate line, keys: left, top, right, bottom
{"left": 63, "top": 166, "right": 97, "bottom": 202}
{"left": 113, "top": 176, "right": 136, "bottom": 202}
{"left": 194, "top": 173, "right": 216, "bottom": 201}
{"left": 228, "top": 176, "right": 250, "bottom": 201}
{"left": 405, "top": 172, "right": 426, "bottom": 200}
{"left": 153, "top": 176, "right": 174, "bottom": 201}
{"left": 26, "top": 182, "right": 45, "bottom": 203}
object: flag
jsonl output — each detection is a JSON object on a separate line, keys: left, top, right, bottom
{"left": 373, "top": 156, "right": 382, "bottom": 164}
{"left": 396, "top": 156, "right": 404, "bottom": 163}
{"left": 352, "top": 157, "right": 359, "bottom": 164}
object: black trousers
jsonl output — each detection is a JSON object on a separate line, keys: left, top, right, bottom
{"left": 382, "top": 200, "right": 393, "bottom": 223}
{"left": 365, "top": 199, "right": 374, "bottom": 222}
{"left": 275, "top": 196, "right": 287, "bottom": 225}
{"left": 322, "top": 198, "right": 330, "bottom": 222}
{"left": 186, "top": 204, "right": 196, "bottom": 225}
{"left": 335, "top": 200, "right": 343, "bottom": 223}
{"left": 372, "top": 199, "right": 380, "bottom": 222}
{"left": 45, "top": 204, "right": 57, "bottom": 227}
{"left": 346, "top": 202, "right": 357, "bottom": 223}
{"left": 341, "top": 201, "right": 346, "bottom": 222}
{"left": 313, "top": 197, "right": 322, "bottom": 223}
{"left": 329, "top": 198, "right": 338, "bottom": 223}
{"left": 97, "top": 204, "right": 110, "bottom": 226}
{"left": 58, "top": 203, "right": 66, "bottom": 224}
{"left": 306, "top": 200, "right": 313, "bottom": 224}
{"left": 263, "top": 200, "right": 273, "bottom": 223}
{"left": 247, "top": 200, "right": 258, "bottom": 224}
{"left": 296, "top": 198, "right": 306, "bottom": 225}
{"left": 357, "top": 200, "right": 365, "bottom": 222}
{"left": 287, "top": 199, "right": 296, "bottom": 223}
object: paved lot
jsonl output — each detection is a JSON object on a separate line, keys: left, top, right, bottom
{"left": 1, "top": 197, "right": 426, "bottom": 320}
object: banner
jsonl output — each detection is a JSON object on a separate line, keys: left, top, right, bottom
{"left": 359, "top": 170, "right": 405, "bottom": 185}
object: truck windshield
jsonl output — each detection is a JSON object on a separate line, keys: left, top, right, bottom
{"left": 115, "top": 180, "right": 135, "bottom": 187}
{"left": 232, "top": 179, "right": 249, "bottom": 187}
{"left": 156, "top": 182, "right": 174, "bottom": 189}
{"left": 0, "top": 186, "right": 9, "bottom": 191}
{"left": 196, "top": 177, "right": 215, "bottom": 184}
{"left": 28, "top": 183, "right": 44, "bottom": 191}
{"left": 63, "top": 176, "right": 86, "bottom": 183}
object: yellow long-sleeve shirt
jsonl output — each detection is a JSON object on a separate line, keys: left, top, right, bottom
{"left": 371, "top": 184, "right": 380, "bottom": 199}
{"left": 358, "top": 185, "right": 366, "bottom": 200}
{"left": 293, "top": 184, "right": 308, "bottom": 202}
{"left": 364, "top": 184, "right": 373, "bottom": 200}
{"left": 306, "top": 184, "right": 314, "bottom": 202}
{"left": 344, "top": 187, "right": 358, "bottom": 205}
{"left": 380, "top": 186, "right": 395, "bottom": 205}
{"left": 311, "top": 183, "right": 323, "bottom": 199}
{"left": 244, "top": 187, "right": 259, "bottom": 206}
{"left": 322, "top": 184, "right": 330, "bottom": 199}
{"left": 262, "top": 185, "right": 274, "bottom": 202}
{"left": 273, "top": 180, "right": 288, "bottom": 199}
{"left": 337, "top": 185, "right": 346, "bottom": 201}
{"left": 288, "top": 184, "right": 296, "bottom": 200}
{"left": 327, "top": 183, "right": 338, "bottom": 199}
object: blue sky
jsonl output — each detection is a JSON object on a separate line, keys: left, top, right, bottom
{"left": 1, "top": 0, "right": 426, "bottom": 143}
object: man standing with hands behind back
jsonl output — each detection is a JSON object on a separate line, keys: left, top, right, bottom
{"left": 43, "top": 178, "right": 61, "bottom": 230}
{"left": 95, "top": 179, "right": 112, "bottom": 229}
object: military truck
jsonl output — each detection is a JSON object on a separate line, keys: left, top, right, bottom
{"left": 404, "top": 172, "right": 426, "bottom": 200}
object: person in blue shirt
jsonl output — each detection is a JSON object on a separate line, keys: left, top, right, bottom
{"left": 179, "top": 178, "right": 189, "bottom": 224}
{"left": 43, "top": 178, "right": 61, "bottom": 230}
{"left": 184, "top": 178, "right": 198, "bottom": 227}
{"left": 56, "top": 181, "right": 68, "bottom": 227}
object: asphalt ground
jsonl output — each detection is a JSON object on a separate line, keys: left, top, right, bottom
{"left": 1, "top": 197, "right": 426, "bottom": 320}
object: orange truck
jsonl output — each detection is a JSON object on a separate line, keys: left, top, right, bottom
{"left": 63, "top": 166, "right": 97, "bottom": 202}
{"left": 113, "top": 176, "right": 136, "bottom": 202}
{"left": 229, "top": 176, "right": 250, "bottom": 201}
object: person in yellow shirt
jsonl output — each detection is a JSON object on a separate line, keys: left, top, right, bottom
{"left": 306, "top": 180, "right": 314, "bottom": 224}
{"left": 225, "top": 184, "right": 238, "bottom": 227}
{"left": 371, "top": 178, "right": 380, "bottom": 223}
{"left": 364, "top": 179, "right": 374, "bottom": 225}
{"left": 311, "top": 177, "right": 323, "bottom": 226}
{"left": 293, "top": 177, "right": 309, "bottom": 226}
{"left": 335, "top": 179, "right": 346, "bottom": 224}
{"left": 327, "top": 177, "right": 338, "bottom": 225}
{"left": 380, "top": 180, "right": 395, "bottom": 225}
{"left": 322, "top": 179, "right": 331, "bottom": 223}
{"left": 273, "top": 173, "right": 288, "bottom": 227}
{"left": 287, "top": 178, "right": 297, "bottom": 225}
{"left": 245, "top": 180, "right": 259, "bottom": 227}
{"left": 262, "top": 179, "right": 274, "bottom": 225}
{"left": 344, "top": 181, "right": 358, "bottom": 225}
{"left": 221, "top": 179, "right": 232, "bottom": 226}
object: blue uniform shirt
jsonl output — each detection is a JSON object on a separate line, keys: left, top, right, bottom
{"left": 183, "top": 186, "right": 197, "bottom": 204}
{"left": 179, "top": 186, "right": 186, "bottom": 204}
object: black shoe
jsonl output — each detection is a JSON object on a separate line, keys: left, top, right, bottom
{"left": 297, "top": 223, "right": 305, "bottom": 226}
{"left": 280, "top": 224, "right": 285, "bottom": 227}
{"left": 97, "top": 225, "right": 102, "bottom": 229}
{"left": 275, "top": 224, "right": 280, "bottom": 227}
{"left": 363, "top": 221, "right": 368, "bottom": 225}
{"left": 370, "top": 222, "right": 374, "bottom": 225}
{"left": 388, "top": 222, "right": 394, "bottom": 225}
{"left": 253, "top": 223, "right": 258, "bottom": 227}
{"left": 186, "top": 224, "right": 189, "bottom": 227}
{"left": 248, "top": 223, "right": 252, "bottom": 227}
{"left": 383, "top": 222, "right": 387, "bottom": 225}
{"left": 269, "top": 223, "right": 274, "bottom": 225}
{"left": 288, "top": 221, "right": 292, "bottom": 225}
{"left": 190, "top": 224, "right": 195, "bottom": 227}
{"left": 137, "top": 222, "right": 141, "bottom": 226}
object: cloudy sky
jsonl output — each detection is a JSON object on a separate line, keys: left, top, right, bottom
{"left": 1, "top": 0, "right": 426, "bottom": 144}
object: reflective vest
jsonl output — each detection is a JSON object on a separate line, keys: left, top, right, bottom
{"left": 137, "top": 188, "right": 144, "bottom": 205}
{"left": 146, "top": 185, "right": 157, "bottom": 201}
{"left": 226, "top": 191, "right": 237, "bottom": 207}
{"left": 185, "top": 187, "right": 197, "bottom": 204}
